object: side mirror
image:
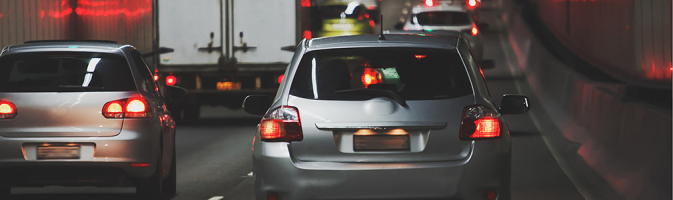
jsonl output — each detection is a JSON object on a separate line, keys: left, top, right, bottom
{"left": 477, "top": 23, "right": 489, "bottom": 31}
{"left": 243, "top": 95, "right": 272, "bottom": 115}
{"left": 394, "top": 22, "right": 405, "bottom": 30}
{"left": 499, "top": 94, "right": 529, "bottom": 115}
{"left": 480, "top": 59, "right": 496, "bottom": 70}
{"left": 165, "top": 86, "right": 187, "bottom": 102}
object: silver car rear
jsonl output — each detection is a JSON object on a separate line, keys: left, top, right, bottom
{"left": 249, "top": 34, "right": 528, "bottom": 200}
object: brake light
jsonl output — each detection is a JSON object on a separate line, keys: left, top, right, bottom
{"left": 102, "top": 98, "right": 151, "bottom": 118}
{"left": 468, "top": 0, "right": 477, "bottom": 8}
{"left": 425, "top": 0, "right": 434, "bottom": 6}
{"left": 361, "top": 68, "right": 380, "bottom": 87}
{"left": 459, "top": 105, "right": 501, "bottom": 139}
{"left": 303, "top": 30, "right": 312, "bottom": 40}
{"left": 153, "top": 74, "right": 159, "bottom": 81}
{"left": 165, "top": 75, "right": 176, "bottom": 86}
{"left": 0, "top": 101, "right": 17, "bottom": 119}
{"left": 471, "top": 22, "right": 478, "bottom": 36}
{"left": 415, "top": 54, "right": 426, "bottom": 59}
{"left": 129, "top": 163, "right": 150, "bottom": 167}
{"left": 259, "top": 106, "right": 303, "bottom": 142}
{"left": 277, "top": 74, "right": 284, "bottom": 84}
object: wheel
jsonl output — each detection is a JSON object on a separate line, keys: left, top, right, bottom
{"left": 162, "top": 148, "right": 177, "bottom": 196}
{"left": 137, "top": 155, "right": 163, "bottom": 199}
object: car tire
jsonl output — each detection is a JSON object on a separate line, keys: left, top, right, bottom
{"left": 136, "top": 154, "right": 163, "bottom": 199}
{"left": 162, "top": 148, "right": 177, "bottom": 196}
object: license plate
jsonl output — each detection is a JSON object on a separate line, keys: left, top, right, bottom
{"left": 37, "top": 145, "right": 80, "bottom": 159}
{"left": 354, "top": 135, "right": 410, "bottom": 151}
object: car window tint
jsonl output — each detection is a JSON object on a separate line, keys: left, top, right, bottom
{"left": 130, "top": 50, "right": 160, "bottom": 96}
{"left": 289, "top": 48, "right": 473, "bottom": 100}
{"left": 0, "top": 52, "right": 136, "bottom": 92}
{"left": 411, "top": 11, "right": 471, "bottom": 26}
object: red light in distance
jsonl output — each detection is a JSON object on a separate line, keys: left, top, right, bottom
{"left": 153, "top": 75, "right": 159, "bottom": 81}
{"left": 415, "top": 55, "right": 426, "bottom": 59}
{"left": 425, "top": 0, "right": 434, "bottom": 6}
{"left": 471, "top": 23, "right": 479, "bottom": 36}
{"left": 468, "top": 0, "right": 477, "bottom": 7}
{"left": 277, "top": 75, "right": 284, "bottom": 84}
{"left": 165, "top": 76, "right": 176, "bottom": 86}
{"left": 303, "top": 30, "right": 312, "bottom": 40}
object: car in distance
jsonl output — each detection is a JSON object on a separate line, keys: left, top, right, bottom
{"left": 244, "top": 33, "right": 530, "bottom": 200}
{"left": 0, "top": 40, "right": 185, "bottom": 199}
{"left": 310, "top": 1, "right": 376, "bottom": 38}
{"left": 403, "top": 2, "right": 487, "bottom": 62}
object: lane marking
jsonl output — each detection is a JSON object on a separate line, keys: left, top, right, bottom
{"left": 208, "top": 196, "right": 224, "bottom": 200}
{"left": 496, "top": 21, "right": 592, "bottom": 200}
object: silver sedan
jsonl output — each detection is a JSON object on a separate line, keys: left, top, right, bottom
{"left": 244, "top": 33, "right": 530, "bottom": 200}
{"left": 0, "top": 41, "right": 184, "bottom": 199}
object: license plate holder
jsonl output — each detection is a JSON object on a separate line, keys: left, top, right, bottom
{"left": 353, "top": 135, "right": 410, "bottom": 151}
{"left": 37, "top": 145, "right": 80, "bottom": 159}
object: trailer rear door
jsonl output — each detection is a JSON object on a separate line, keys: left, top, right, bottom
{"left": 159, "top": 0, "right": 222, "bottom": 66}
{"left": 232, "top": 0, "right": 296, "bottom": 64}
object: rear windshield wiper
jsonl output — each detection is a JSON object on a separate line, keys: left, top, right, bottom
{"left": 335, "top": 89, "right": 408, "bottom": 107}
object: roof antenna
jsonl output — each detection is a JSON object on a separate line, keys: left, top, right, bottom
{"left": 378, "top": 14, "right": 386, "bottom": 40}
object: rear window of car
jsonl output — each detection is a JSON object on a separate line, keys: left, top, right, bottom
{"left": 411, "top": 11, "right": 471, "bottom": 26}
{"left": 289, "top": 48, "right": 473, "bottom": 100}
{"left": 0, "top": 52, "right": 137, "bottom": 92}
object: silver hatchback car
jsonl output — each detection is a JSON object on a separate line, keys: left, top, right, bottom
{"left": 0, "top": 41, "right": 183, "bottom": 199}
{"left": 244, "top": 33, "right": 529, "bottom": 200}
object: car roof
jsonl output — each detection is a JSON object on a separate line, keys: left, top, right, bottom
{"left": 1, "top": 40, "right": 131, "bottom": 56}
{"left": 306, "top": 34, "right": 459, "bottom": 51}
{"left": 412, "top": 3, "right": 467, "bottom": 14}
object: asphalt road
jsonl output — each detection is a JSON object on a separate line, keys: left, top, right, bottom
{"left": 6, "top": 12, "right": 587, "bottom": 200}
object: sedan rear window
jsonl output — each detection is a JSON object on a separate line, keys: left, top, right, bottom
{"left": 289, "top": 48, "right": 473, "bottom": 100}
{"left": 411, "top": 11, "right": 471, "bottom": 26}
{"left": 0, "top": 52, "right": 137, "bottom": 92}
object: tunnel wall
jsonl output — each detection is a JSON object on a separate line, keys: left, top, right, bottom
{"left": 530, "top": 0, "right": 671, "bottom": 85}
{"left": 502, "top": 1, "right": 672, "bottom": 199}
{"left": 0, "top": 0, "right": 153, "bottom": 54}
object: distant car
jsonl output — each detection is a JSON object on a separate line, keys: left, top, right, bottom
{"left": 244, "top": 33, "right": 529, "bottom": 200}
{"left": 311, "top": 1, "right": 376, "bottom": 38}
{"left": 403, "top": 3, "right": 485, "bottom": 61}
{"left": 0, "top": 41, "right": 184, "bottom": 199}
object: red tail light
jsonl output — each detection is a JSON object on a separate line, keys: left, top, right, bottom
{"left": 459, "top": 105, "right": 501, "bottom": 139}
{"left": 467, "top": 0, "right": 478, "bottom": 8}
{"left": 0, "top": 101, "right": 17, "bottom": 119}
{"left": 259, "top": 106, "right": 303, "bottom": 142}
{"left": 103, "top": 98, "right": 151, "bottom": 118}
{"left": 165, "top": 75, "right": 177, "bottom": 86}
{"left": 471, "top": 22, "right": 479, "bottom": 36}
{"left": 425, "top": 0, "right": 434, "bottom": 6}
{"left": 153, "top": 74, "right": 159, "bottom": 81}
{"left": 129, "top": 163, "right": 150, "bottom": 167}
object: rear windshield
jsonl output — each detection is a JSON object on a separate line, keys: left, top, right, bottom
{"left": 411, "top": 11, "right": 471, "bottom": 26}
{"left": 289, "top": 48, "right": 473, "bottom": 100}
{"left": 0, "top": 52, "right": 136, "bottom": 92}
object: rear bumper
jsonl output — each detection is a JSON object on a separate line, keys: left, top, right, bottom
{"left": 253, "top": 140, "right": 511, "bottom": 200}
{"left": 0, "top": 120, "right": 160, "bottom": 187}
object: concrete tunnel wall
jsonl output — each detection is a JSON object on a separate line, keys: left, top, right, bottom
{"left": 501, "top": 0, "right": 672, "bottom": 199}
{"left": 530, "top": 0, "right": 672, "bottom": 85}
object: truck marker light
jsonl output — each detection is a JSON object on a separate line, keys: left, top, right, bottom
{"left": 166, "top": 75, "right": 176, "bottom": 86}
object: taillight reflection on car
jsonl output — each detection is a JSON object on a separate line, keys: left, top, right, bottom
{"left": 259, "top": 106, "right": 303, "bottom": 142}
{"left": 459, "top": 105, "right": 501, "bottom": 139}
{"left": 0, "top": 101, "right": 17, "bottom": 119}
{"left": 102, "top": 98, "right": 151, "bottom": 118}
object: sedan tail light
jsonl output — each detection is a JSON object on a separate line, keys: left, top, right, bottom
{"left": 102, "top": 98, "right": 151, "bottom": 118}
{"left": 0, "top": 101, "right": 17, "bottom": 119}
{"left": 459, "top": 105, "right": 502, "bottom": 139}
{"left": 259, "top": 106, "right": 303, "bottom": 142}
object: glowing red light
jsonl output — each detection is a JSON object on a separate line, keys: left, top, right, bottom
{"left": 473, "top": 118, "right": 500, "bottom": 138}
{"left": 425, "top": 0, "right": 434, "bottom": 6}
{"left": 300, "top": 0, "right": 311, "bottom": 7}
{"left": 277, "top": 75, "right": 284, "bottom": 84}
{"left": 369, "top": 20, "right": 376, "bottom": 28}
{"left": 0, "top": 103, "right": 14, "bottom": 114}
{"left": 415, "top": 55, "right": 426, "bottom": 59}
{"left": 361, "top": 68, "right": 379, "bottom": 87}
{"left": 153, "top": 75, "right": 159, "bottom": 81}
{"left": 303, "top": 30, "right": 312, "bottom": 39}
{"left": 126, "top": 100, "right": 146, "bottom": 113}
{"left": 468, "top": 0, "right": 477, "bottom": 7}
{"left": 129, "top": 163, "right": 150, "bottom": 167}
{"left": 165, "top": 76, "right": 176, "bottom": 86}
{"left": 471, "top": 23, "right": 478, "bottom": 36}
{"left": 260, "top": 120, "right": 283, "bottom": 139}
{"left": 486, "top": 190, "right": 498, "bottom": 200}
